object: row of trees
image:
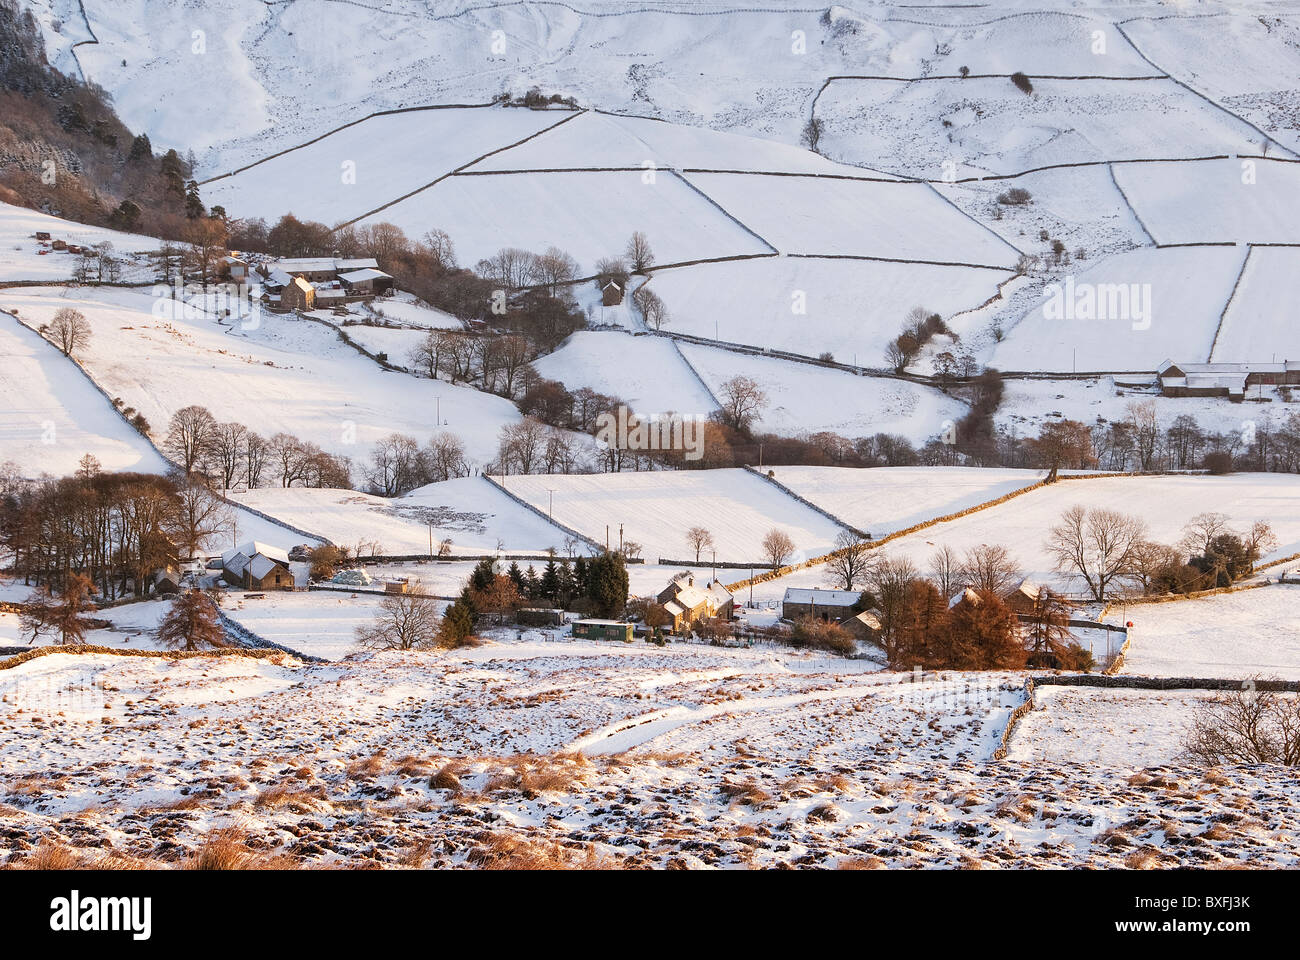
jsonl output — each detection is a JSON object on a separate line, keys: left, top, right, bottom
{"left": 353, "top": 552, "right": 631, "bottom": 651}
{"left": 161, "top": 405, "right": 352, "bottom": 491}
{"left": 0, "top": 459, "right": 231, "bottom": 600}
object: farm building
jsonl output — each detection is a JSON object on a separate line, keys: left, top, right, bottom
{"left": 782, "top": 587, "right": 862, "bottom": 622}
{"left": 572, "top": 619, "right": 634, "bottom": 642}
{"left": 339, "top": 268, "right": 394, "bottom": 296}
{"left": 1157, "top": 359, "right": 1300, "bottom": 399}
{"left": 657, "top": 572, "right": 734, "bottom": 633}
{"left": 518, "top": 608, "right": 566, "bottom": 627}
{"left": 34, "top": 231, "right": 50, "bottom": 241}
{"left": 601, "top": 279, "right": 624, "bottom": 306}
{"left": 273, "top": 257, "right": 380, "bottom": 283}
{"left": 841, "top": 609, "right": 884, "bottom": 643}
{"left": 221, "top": 255, "right": 251, "bottom": 282}
{"left": 1002, "top": 579, "right": 1043, "bottom": 616}
{"left": 221, "top": 541, "right": 294, "bottom": 590}
{"left": 278, "top": 275, "right": 316, "bottom": 312}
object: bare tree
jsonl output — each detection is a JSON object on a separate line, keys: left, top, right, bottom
{"left": 420, "top": 229, "right": 457, "bottom": 270}
{"left": 20, "top": 574, "right": 97, "bottom": 645}
{"left": 928, "top": 545, "right": 965, "bottom": 599}
{"left": 354, "top": 582, "right": 442, "bottom": 651}
{"left": 686, "top": 526, "right": 714, "bottom": 564}
{"left": 534, "top": 246, "right": 578, "bottom": 297}
{"left": 163, "top": 405, "right": 217, "bottom": 474}
{"left": 633, "top": 285, "right": 669, "bottom": 330}
{"left": 1184, "top": 681, "right": 1300, "bottom": 766}
{"left": 625, "top": 231, "right": 654, "bottom": 273}
{"left": 1180, "top": 512, "right": 1232, "bottom": 557}
{"left": 761, "top": 528, "right": 796, "bottom": 570}
{"left": 426, "top": 432, "right": 469, "bottom": 482}
{"left": 801, "top": 116, "right": 824, "bottom": 152}
{"left": 960, "top": 543, "right": 1021, "bottom": 596}
{"left": 717, "top": 375, "right": 768, "bottom": 433}
{"left": 1046, "top": 505, "right": 1148, "bottom": 601}
{"left": 169, "top": 475, "right": 234, "bottom": 559}
{"left": 1126, "top": 398, "right": 1161, "bottom": 472}
{"left": 824, "top": 529, "right": 876, "bottom": 590}
{"left": 207, "top": 421, "right": 249, "bottom": 490}
{"left": 46, "top": 308, "right": 92, "bottom": 358}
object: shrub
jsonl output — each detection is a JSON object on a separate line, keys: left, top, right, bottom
{"left": 1010, "top": 72, "right": 1033, "bottom": 94}
{"left": 997, "top": 187, "right": 1032, "bottom": 206}
{"left": 789, "top": 616, "right": 857, "bottom": 655}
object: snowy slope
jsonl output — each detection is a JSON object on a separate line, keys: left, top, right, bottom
{"left": 1111, "top": 157, "right": 1300, "bottom": 245}
{"left": 643, "top": 257, "right": 1011, "bottom": 364}
{"left": 532, "top": 331, "right": 718, "bottom": 416}
{"left": 355, "top": 170, "right": 772, "bottom": 272}
{"left": 867, "top": 473, "right": 1300, "bottom": 591}
{"left": 764, "top": 465, "right": 1046, "bottom": 536}
{"left": 203, "top": 107, "right": 568, "bottom": 225}
{"left": 990, "top": 245, "right": 1247, "bottom": 372}
{"left": 0, "top": 202, "right": 159, "bottom": 282}
{"left": 0, "top": 310, "right": 167, "bottom": 477}
{"left": 230, "top": 477, "right": 573, "bottom": 557}
{"left": 1212, "top": 246, "right": 1300, "bottom": 362}
{"left": 684, "top": 173, "right": 1018, "bottom": 265}
{"left": 498, "top": 468, "right": 849, "bottom": 564}
{"left": 1, "top": 287, "right": 523, "bottom": 469}
{"left": 677, "top": 341, "right": 966, "bottom": 443}
{"left": 1118, "top": 586, "right": 1300, "bottom": 680}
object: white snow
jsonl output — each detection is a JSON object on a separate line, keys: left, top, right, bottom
{"left": 1118, "top": 586, "right": 1300, "bottom": 681}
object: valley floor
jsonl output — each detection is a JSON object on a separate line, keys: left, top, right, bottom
{"left": 2, "top": 634, "right": 1297, "bottom": 869}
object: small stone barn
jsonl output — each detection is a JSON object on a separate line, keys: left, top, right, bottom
{"left": 221, "top": 541, "right": 294, "bottom": 590}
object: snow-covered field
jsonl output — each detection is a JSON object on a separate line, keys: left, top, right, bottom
{"left": 203, "top": 106, "right": 566, "bottom": 225}
{"left": 533, "top": 331, "right": 718, "bottom": 416}
{"left": 643, "top": 257, "right": 1011, "bottom": 365}
{"left": 764, "top": 466, "right": 1046, "bottom": 536}
{"left": 356, "top": 171, "right": 772, "bottom": 272}
{"left": 844, "top": 473, "right": 1300, "bottom": 591}
{"left": 0, "top": 202, "right": 158, "bottom": 282}
{"left": 1212, "top": 245, "right": 1300, "bottom": 362}
{"left": 0, "top": 311, "right": 168, "bottom": 477}
{"left": 4, "top": 639, "right": 1297, "bottom": 868}
{"left": 683, "top": 173, "right": 1017, "bottom": 266}
{"left": 464, "top": 109, "right": 892, "bottom": 176}
{"left": 1112, "top": 158, "right": 1300, "bottom": 245}
{"left": 230, "top": 477, "right": 574, "bottom": 558}
{"left": 994, "top": 376, "right": 1295, "bottom": 439}
{"left": 1117, "top": 586, "right": 1300, "bottom": 681}
{"left": 678, "top": 342, "right": 966, "bottom": 442}
{"left": 818, "top": 77, "right": 1259, "bottom": 179}
{"left": 1006, "top": 685, "right": 1224, "bottom": 766}
{"left": 990, "top": 245, "right": 1247, "bottom": 372}
{"left": 497, "top": 468, "right": 849, "bottom": 564}
{"left": 0, "top": 286, "right": 523, "bottom": 469}
{"left": 221, "top": 591, "right": 398, "bottom": 662}
{"left": 1120, "top": 13, "right": 1300, "bottom": 154}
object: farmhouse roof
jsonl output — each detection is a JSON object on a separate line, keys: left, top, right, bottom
{"left": 782, "top": 587, "right": 860, "bottom": 607}
{"left": 339, "top": 268, "right": 391, "bottom": 283}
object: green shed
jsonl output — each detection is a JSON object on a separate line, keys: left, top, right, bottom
{"left": 572, "top": 619, "right": 634, "bottom": 642}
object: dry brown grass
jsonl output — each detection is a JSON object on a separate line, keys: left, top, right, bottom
{"left": 838, "top": 856, "right": 885, "bottom": 870}
{"left": 185, "top": 829, "right": 302, "bottom": 870}
{"left": 429, "top": 760, "right": 466, "bottom": 793}
{"left": 9, "top": 843, "right": 85, "bottom": 869}
{"left": 467, "top": 831, "right": 575, "bottom": 870}
{"left": 806, "top": 803, "right": 841, "bottom": 823}
{"left": 252, "top": 785, "right": 327, "bottom": 814}
{"left": 1124, "top": 846, "right": 1162, "bottom": 869}
{"left": 719, "top": 781, "right": 772, "bottom": 807}
{"left": 345, "top": 751, "right": 388, "bottom": 780}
